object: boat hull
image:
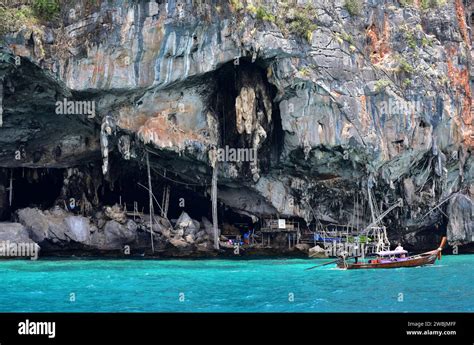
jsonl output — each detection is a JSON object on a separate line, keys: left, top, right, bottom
{"left": 336, "top": 252, "right": 438, "bottom": 269}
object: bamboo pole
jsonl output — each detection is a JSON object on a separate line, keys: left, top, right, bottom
{"left": 161, "top": 185, "right": 166, "bottom": 217}
{"left": 209, "top": 147, "right": 219, "bottom": 250}
{"left": 162, "top": 185, "right": 170, "bottom": 219}
{"left": 146, "top": 152, "right": 154, "bottom": 253}
{"left": 8, "top": 169, "right": 13, "bottom": 206}
{"left": 368, "top": 182, "right": 376, "bottom": 224}
{"left": 137, "top": 183, "right": 172, "bottom": 229}
{"left": 305, "top": 258, "right": 340, "bottom": 271}
{"left": 211, "top": 161, "right": 219, "bottom": 250}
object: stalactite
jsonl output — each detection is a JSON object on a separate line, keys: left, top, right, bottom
{"left": 100, "top": 116, "right": 115, "bottom": 176}
{"left": 100, "top": 130, "right": 109, "bottom": 175}
{"left": 118, "top": 135, "right": 131, "bottom": 160}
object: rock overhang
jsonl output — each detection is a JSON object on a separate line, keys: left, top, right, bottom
{"left": 0, "top": 0, "right": 472, "bottom": 250}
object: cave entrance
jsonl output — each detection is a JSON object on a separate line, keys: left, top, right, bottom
{"left": 145, "top": 182, "right": 256, "bottom": 231}
{"left": 0, "top": 168, "right": 64, "bottom": 221}
{"left": 98, "top": 171, "right": 152, "bottom": 213}
{"left": 97, "top": 163, "right": 255, "bottom": 230}
{"left": 212, "top": 58, "right": 284, "bottom": 174}
{"left": 164, "top": 185, "right": 210, "bottom": 221}
{"left": 0, "top": 161, "right": 259, "bottom": 233}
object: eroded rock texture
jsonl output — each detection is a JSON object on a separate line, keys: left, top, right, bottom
{"left": 0, "top": 0, "right": 473, "bottom": 252}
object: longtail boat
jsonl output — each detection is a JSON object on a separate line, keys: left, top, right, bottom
{"left": 336, "top": 237, "right": 447, "bottom": 269}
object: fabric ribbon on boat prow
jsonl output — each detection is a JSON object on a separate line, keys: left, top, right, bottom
{"left": 436, "top": 237, "right": 447, "bottom": 260}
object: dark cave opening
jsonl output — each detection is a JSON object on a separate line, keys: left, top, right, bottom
{"left": 0, "top": 160, "right": 453, "bottom": 252}
{"left": 165, "top": 185, "right": 254, "bottom": 229}
{"left": 213, "top": 61, "right": 238, "bottom": 148}
{"left": 212, "top": 58, "right": 284, "bottom": 175}
{"left": 0, "top": 137, "right": 262, "bottom": 228}
{"left": 0, "top": 168, "right": 64, "bottom": 221}
{"left": 100, "top": 179, "right": 210, "bottom": 221}
{"left": 95, "top": 161, "right": 255, "bottom": 228}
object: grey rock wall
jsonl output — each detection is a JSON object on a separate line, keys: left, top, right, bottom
{"left": 0, "top": 0, "right": 472, "bottom": 249}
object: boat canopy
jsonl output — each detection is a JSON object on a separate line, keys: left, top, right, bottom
{"left": 376, "top": 249, "right": 408, "bottom": 256}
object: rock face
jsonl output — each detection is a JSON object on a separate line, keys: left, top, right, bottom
{"left": 0, "top": 223, "right": 40, "bottom": 258}
{"left": 295, "top": 243, "right": 311, "bottom": 253}
{"left": 447, "top": 194, "right": 474, "bottom": 245}
{"left": 97, "top": 220, "right": 137, "bottom": 250}
{"left": 9, "top": 206, "right": 219, "bottom": 256}
{"left": 309, "top": 245, "right": 328, "bottom": 258}
{"left": 0, "top": 222, "right": 38, "bottom": 246}
{"left": 0, "top": 0, "right": 473, "bottom": 252}
{"left": 16, "top": 207, "right": 138, "bottom": 251}
{"left": 64, "top": 216, "right": 91, "bottom": 243}
{"left": 17, "top": 208, "right": 67, "bottom": 244}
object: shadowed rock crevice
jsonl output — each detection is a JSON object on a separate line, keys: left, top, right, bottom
{"left": 212, "top": 58, "right": 284, "bottom": 180}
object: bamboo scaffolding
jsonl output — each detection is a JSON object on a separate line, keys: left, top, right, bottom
{"left": 146, "top": 152, "right": 154, "bottom": 253}
{"left": 211, "top": 160, "right": 219, "bottom": 250}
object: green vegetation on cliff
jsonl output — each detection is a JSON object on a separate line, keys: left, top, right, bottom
{"left": 286, "top": 5, "right": 318, "bottom": 42}
{"left": 344, "top": 0, "right": 362, "bottom": 16}
{"left": 32, "top": 0, "right": 60, "bottom": 20}
{"left": 0, "top": 5, "right": 35, "bottom": 35}
{"left": 0, "top": 0, "right": 60, "bottom": 35}
{"left": 230, "top": 0, "right": 317, "bottom": 42}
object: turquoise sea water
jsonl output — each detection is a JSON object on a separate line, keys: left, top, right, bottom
{"left": 0, "top": 255, "right": 473, "bottom": 312}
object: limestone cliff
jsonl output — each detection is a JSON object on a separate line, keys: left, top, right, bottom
{"left": 0, "top": 0, "right": 472, "bottom": 254}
